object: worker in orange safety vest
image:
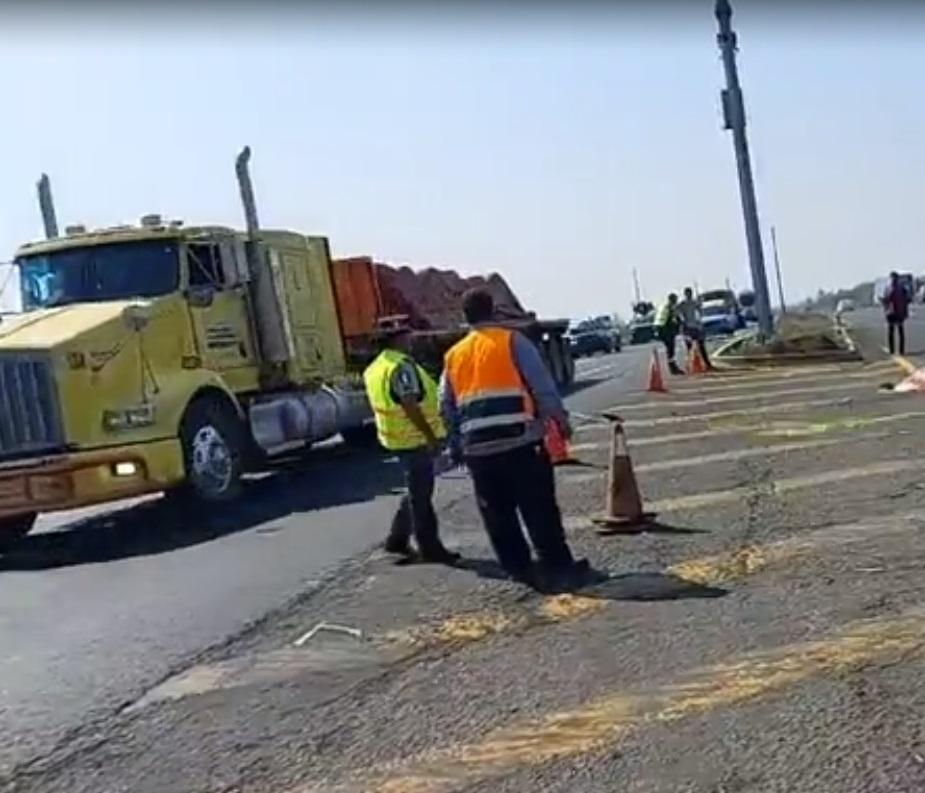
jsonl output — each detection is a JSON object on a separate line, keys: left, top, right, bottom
{"left": 439, "top": 288, "right": 590, "bottom": 590}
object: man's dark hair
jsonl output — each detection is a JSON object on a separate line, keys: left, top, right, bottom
{"left": 462, "top": 288, "right": 495, "bottom": 325}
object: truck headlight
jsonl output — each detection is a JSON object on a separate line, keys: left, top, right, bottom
{"left": 102, "top": 404, "right": 156, "bottom": 431}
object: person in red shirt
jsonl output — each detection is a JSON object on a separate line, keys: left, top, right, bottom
{"left": 881, "top": 271, "right": 912, "bottom": 356}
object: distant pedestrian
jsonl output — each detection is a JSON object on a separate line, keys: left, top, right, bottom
{"left": 881, "top": 271, "right": 912, "bottom": 356}
{"left": 677, "top": 287, "right": 715, "bottom": 370}
{"left": 363, "top": 318, "right": 460, "bottom": 565}
{"left": 654, "top": 293, "right": 684, "bottom": 375}
{"left": 440, "top": 288, "right": 590, "bottom": 591}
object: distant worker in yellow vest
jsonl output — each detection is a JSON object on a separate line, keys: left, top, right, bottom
{"left": 654, "top": 293, "right": 685, "bottom": 375}
{"left": 364, "top": 318, "right": 460, "bottom": 565}
{"left": 440, "top": 289, "right": 589, "bottom": 591}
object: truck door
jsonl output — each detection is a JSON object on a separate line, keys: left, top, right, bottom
{"left": 185, "top": 240, "right": 259, "bottom": 391}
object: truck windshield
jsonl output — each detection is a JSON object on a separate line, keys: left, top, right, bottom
{"left": 17, "top": 240, "right": 180, "bottom": 311}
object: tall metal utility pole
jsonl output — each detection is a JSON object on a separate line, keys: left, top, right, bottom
{"left": 770, "top": 225, "right": 787, "bottom": 313}
{"left": 715, "top": 0, "right": 774, "bottom": 338}
{"left": 632, "top": 267, "right": 643, "bottom": 304}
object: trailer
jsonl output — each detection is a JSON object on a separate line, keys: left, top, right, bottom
{"left": 330, "top": 256, "right": 574, "bottom": 389}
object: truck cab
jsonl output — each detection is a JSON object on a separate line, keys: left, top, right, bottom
{"left": 0, "top": 152, "right": 372, "bottom": 550}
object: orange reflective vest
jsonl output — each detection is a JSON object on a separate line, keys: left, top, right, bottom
{"left": 443, "top": 326, "right": 536, "bottom": 450}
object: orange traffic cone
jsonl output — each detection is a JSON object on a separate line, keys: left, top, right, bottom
{"left": 687, "top": 343, "right": 707, "bottom": 376}
{"left": 647, "top": 349, "right": 668, "bottom": 393}
{"left": 544, "top": 418, "right": 580, "bottom": 467}
{"left": 591, "top": 419, "right": 656, "bottom": 534}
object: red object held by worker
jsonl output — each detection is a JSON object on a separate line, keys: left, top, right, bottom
{"left": 544, "top": 418, "right": 574, "bottom": 466}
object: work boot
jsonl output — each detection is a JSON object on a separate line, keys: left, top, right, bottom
{"left": 537, "top": 558, "right": 592, "bottom": 593}
{"left": 668, "top": 361, "right": 684, "bottom": 376}
{"left": 418, "top": 545, "right": 462, "bottom": 566}
{"left": 383, "top": 535, "right": 415, "bottom": 558}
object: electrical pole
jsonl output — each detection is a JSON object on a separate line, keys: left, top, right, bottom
{"left": 632, "top": 267, "right": 642, "bottom": 304}
{"left": 770, "top": 225, "right": 786, "bottom": 313}
{"left": 715, "top": 0, "right": 774, "bottom": 339}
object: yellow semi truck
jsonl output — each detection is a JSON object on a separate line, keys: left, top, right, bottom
{"left": 0, "top": 147, "right": 375, "bottom": 549}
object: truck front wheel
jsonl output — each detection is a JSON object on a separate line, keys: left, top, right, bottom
{"left": 0, "top": 512, "right": 38, "bottom": 553}
{"left": 179, "top": 398, "right": 246, "bottom": 504}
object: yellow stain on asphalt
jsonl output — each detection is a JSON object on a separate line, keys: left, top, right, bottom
{"left": 386, "top": 596, "right": 605, "bottom": 650}
{"left": 648, "top": 458, "right": 923, "bottom": 513}
{"left": 610, "top": 379, "right": 876, "bottom": 414}
{"left": 754, "top": 410, "right": 925, "bottom": 438}
{"left": 634, "top": 434, "right": 878, "bottom": 474}
{"left": 668, "top": 511, "right": 924, "bottom": 587}
{"left": 301, "top": 607, "right": 925, "bottom": 793}
{"left": 894, "top": 355, "right": 918, "bottom": 375}
{"left": 571, "top": 409, "right": 923, "bottom": 451}
{"left": 622, "top": 397, "right": 858, "bottom": 429}
{"left": 537, "top": 593, "right": 605, "bottom": 621}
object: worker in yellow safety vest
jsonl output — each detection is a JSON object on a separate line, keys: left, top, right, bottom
{"left": 440, "top": 289, "right": 589, "bottom": 590}
{"left": 363, "top": 318, "right": 460, "bottom": 565}
{"left": 654, "top": 292, "right": 685, "bottom": 375}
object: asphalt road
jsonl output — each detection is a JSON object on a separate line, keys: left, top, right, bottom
{"left": 0, "top": 345, "right": 652, "bottom": 776}
{"left": 10, "top": 338, "right": 925, "bottom": 793}
{"left": 842, "top": 305, "right": 925, "bottom": 364}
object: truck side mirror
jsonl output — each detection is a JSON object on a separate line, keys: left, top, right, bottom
{"left": 184, "top": 286, "right": 215, "bottom": 308}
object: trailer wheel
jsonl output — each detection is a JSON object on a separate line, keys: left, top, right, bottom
{"left": 178, "top": 396, "right": 246, "bottom": 504}
{"left": 0, "top": 512, "right": 37, "bottom": 553}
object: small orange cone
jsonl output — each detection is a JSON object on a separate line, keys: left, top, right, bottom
{"left": 647, "top": 349, "right": 668, "bottom": 393}
{"left": 544, "top": 418, "right": 580, "bottom": 467}
{"left": 687, "top": 342, "right": 707, "bottom": 376}
{"left": 592, "top": 419, "right": 657, "bottom": 534}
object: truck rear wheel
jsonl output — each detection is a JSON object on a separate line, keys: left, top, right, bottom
{"left": 0, "top": 512, "right": 37, "bottom": 553}
{"left": 178, "top": 397, "right": 246, "bottom": 504}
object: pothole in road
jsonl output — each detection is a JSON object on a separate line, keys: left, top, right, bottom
{"left": 123, "top": 634, "right": 401, "bottom": 714}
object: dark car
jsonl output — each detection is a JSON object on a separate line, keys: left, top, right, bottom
{"left": 566, "top": 317, "right": 621, "bottom": 358}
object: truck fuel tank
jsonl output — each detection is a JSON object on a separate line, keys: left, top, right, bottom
{"left": 248, "top": 385, "right": 372, "bottom": 456}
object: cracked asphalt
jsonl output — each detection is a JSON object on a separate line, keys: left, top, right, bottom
{"left": 6, "top": 311, "right": 925, "bottom": 793}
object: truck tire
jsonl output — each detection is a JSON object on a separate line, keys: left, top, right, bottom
{"left": 0, "top": 512, "right": 37, "bottom": 553}
{"left": 178, "top": 397, "right": 246, "bottom": 504}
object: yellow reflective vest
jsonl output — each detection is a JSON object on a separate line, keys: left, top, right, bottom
{"left": 654, "top": 301, "right": 675, "bottom": 328}
{"left": 363, "top": 349, "right": 447, "bottom": 451}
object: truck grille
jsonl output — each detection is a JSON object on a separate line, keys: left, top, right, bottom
{"left": 0, "top": 355, "right": 64, "bottom": 459}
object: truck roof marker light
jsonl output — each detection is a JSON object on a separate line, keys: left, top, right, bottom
{"left": 64, "top": 224, "right": 87, "bottom": 235}
{"left": 139, "top": 214, "right": 164, "bottom": 228}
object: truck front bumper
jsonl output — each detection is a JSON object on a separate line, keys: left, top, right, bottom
{"left": 0, "top": 439, "right": 184, "bottom": 520}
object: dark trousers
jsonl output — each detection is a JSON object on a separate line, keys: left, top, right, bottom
{"left": 683, "top": 328, "right": 712, "bottom": 368}
{"left": 387, "top": 448, "right": 442, "bottom": 554}
{"left": 465, "top": 443, "right": 575, "bottom": 576}
{"left": 887, "top": 316, "right": 906, "bottom": 356}
{"left": 657, "top": 325, "right": 678, "bottom": 363}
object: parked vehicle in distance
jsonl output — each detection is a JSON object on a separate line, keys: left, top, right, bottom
{"left": 701, "top": 299, "right": 742, "bottom": 337}
{"left": 628, "top": 301, "right": 656, "bottom": 344}
{"left": 738, "top": 289, "right": 757, "bottom": 322}
{"left": 566, "top": 316, "right": 620, "bottom": 357}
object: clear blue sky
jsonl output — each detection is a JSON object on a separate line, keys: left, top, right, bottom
{"left": 0, "top": 7, "right": 923, "bottom": 317}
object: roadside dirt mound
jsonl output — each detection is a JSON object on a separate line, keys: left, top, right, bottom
{"left": 735, "top": 313, "right": 847, "bottom": 356}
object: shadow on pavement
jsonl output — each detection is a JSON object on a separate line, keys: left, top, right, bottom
{"left": 457, "top": 557, "right": 726, "bottom": 601}
{"left": 582, "top": 572, "right": 727, "bottom": 601}
{"left": 561, "top": 375, "right": 613, "bottom": 397}
{"left": 0, "top": 448, "right": 404, "bottom": 572}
